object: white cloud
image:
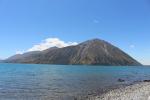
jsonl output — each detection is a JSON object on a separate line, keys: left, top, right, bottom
{"left": 28, "top": 38, "right": 78, "bottom": 51}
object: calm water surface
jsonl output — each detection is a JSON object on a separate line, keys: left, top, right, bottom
{"left": 0, "top": 63, "right": 149, "bottom": 100}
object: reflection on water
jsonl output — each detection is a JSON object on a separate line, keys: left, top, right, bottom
{"left": 0, "top": 63, "right": 149, "bottom": 100}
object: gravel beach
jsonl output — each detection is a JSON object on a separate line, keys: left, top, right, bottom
{"left": 89, "top": 82, "right": 150, "bottom": 100}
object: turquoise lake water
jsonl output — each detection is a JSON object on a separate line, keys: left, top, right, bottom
{"left": 0, "top": 63, "right": 149, "bottom": 100}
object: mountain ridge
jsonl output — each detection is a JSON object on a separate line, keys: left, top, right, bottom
{"left": 3, "top": 39, "right": 142, "bottom": 66}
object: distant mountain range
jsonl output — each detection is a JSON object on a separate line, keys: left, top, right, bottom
{"left": 3, "top": 39, "right": 142, "bottom": 66}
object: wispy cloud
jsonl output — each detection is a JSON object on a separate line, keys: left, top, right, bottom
{"left": 129, "top": 44, "right": 135, "bottom": 48}
{"left": 93, "top": 19, "right": 99, "bottom": 23}
{"left": 16, "top": 50, "right": 24, "bottom": 54}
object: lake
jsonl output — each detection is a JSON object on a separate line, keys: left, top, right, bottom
{"left": 0, "top": 63, "right": 149, "bottom": 100}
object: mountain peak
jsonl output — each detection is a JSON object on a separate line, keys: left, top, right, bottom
{"left": 84, "top": 38, "right": 103, "bottom": 43}
{"left": 79, "top": 38, "right": 109, "bottom": 48}
{"left": 84, "top": 38, "right": 108, "bottom": 44}
{"left": 90, "top": 38, "right": 103, "bottom": 41}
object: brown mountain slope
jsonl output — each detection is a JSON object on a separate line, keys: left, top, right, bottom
{"left": 4, "top": 39, "right": 142, "bottom": 66}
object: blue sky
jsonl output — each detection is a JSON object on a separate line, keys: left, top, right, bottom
{"left": 0, "top": 0, "right": 150, "bottom": 65}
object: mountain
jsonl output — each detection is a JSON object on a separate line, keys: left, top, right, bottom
{"left": 4, "top": 39, "right": 142, "bottom": 66}
{"left": 5, "top": 51, "right": 41, "bottom": 63}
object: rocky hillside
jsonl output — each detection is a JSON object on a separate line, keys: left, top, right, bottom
{"left": 4, "top": 39, "right": 142, "bottom": 66}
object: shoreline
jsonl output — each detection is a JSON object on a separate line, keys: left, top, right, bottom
{"left": 88, "top": 82, "right": 150, "bottom": 100}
